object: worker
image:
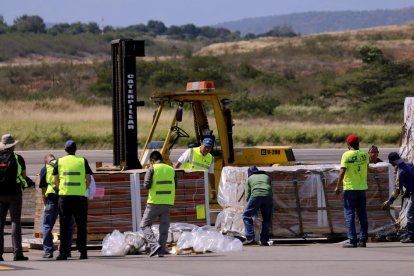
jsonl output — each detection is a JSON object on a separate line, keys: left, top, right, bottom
{"left": 242, "top": 166, "right": 273, "bottom": 246}
{"left": 0, "top": 134, "right": 29, "bottom": 261}
{"left": 141, "top": 151, "right": 176, "bottom": 257}
{"left": 174, "top": 137, "right": 216, "bottom": 200}
{"left": 38, "top": 154, "right": 73, "bottom": 258}
{"left": 54, "top": 139, "right": 92, "bottom": 260}
{"left": 335, "top": 134, "right": 369, "bottom": 248}
{"left": 368, "top": 145, "right": 383, "bottom": 164}
{"left": 382, "top": 152, "right": 414, "bottom": 243}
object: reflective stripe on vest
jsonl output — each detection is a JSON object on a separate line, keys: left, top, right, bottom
{"left": 181, "top": 147, "right": 212, "bottom": 171}
{"left": 147, "top": 163, "right": 175, "bottom": 205}
{"left": 58, "top": 155, "right": 86, "bottom": 196}
{"left": 45, "top": 160, "right": 57, "bottom": 197}
{"left": 14, "top": 153, "right": 28, "bottom": 189}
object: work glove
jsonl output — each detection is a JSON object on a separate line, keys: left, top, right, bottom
{"left": 382, "top": 200, "right": 392, "bottom": 211}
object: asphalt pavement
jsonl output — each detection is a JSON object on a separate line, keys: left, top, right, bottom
{"left": 1, "top": 231, "right": 413, "bottom": 276}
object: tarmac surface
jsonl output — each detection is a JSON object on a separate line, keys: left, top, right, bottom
{"left": 1, "top": 226, "right": 413, "bottom": 276}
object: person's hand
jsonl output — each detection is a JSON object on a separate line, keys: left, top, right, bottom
{"left": 382, "top": 200, "right": 392, "bottom": 210}
{"left": 335, "top": 186, "right": 340, "bottom": 195}
{"left": 211, "top": 190, "right": 217, "bottom": 201}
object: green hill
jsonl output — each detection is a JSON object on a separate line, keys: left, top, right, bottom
{"left": 216, "top": 7, "right": 414, "bottom": 35}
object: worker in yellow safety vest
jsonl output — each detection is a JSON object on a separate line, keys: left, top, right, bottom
{"left": 174, "top": 137, "right": 215, "bottom": 200}
{"left": 141, "top": 150, "right": 176, "bottom": 257}
{"left": 38, "top": 154, "right": 73, "bottom": 259}
{"left": 53, "top": 139, "right": 92, "bottom": 260}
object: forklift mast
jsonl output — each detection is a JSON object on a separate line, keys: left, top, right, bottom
{"left": 111, "top": 39, "right": 145, "bottom": 169}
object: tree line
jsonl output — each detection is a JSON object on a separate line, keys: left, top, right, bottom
{"left": 0, "top": 15, "right": 297, "bottom": 40}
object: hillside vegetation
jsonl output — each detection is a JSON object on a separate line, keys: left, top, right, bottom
{"left": 217, "top": 7, "right": 414, "bottom": 35}
{"left": 1, "top": 20, "right": 413, "bottom": 148}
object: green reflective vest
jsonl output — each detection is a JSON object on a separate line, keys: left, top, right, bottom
{"left": 44, "top": 160, "right": 57, "bottom": 196}
{"left": 14, "top": 153, "right": 28, "bottom": 189}
{"left": 181, "top": 147, "right": 213, "bottom": 171}
{"left": 58, "top": 155, "right": 86, "bottom": 196}
{"left": 147, "top": 163, "right": 175, "bottom": 205}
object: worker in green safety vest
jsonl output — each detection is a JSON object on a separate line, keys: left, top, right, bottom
{"left": 53, "top": 139, "right": 92, "bottom": 261}
{"left": 174, "top": 137, "right": 215, "bottom": 200}
{"left": 141, "top": 150, "right": 176, "bottom": 257}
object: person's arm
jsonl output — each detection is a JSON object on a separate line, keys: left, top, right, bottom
{"left": 335, "top": 168, "right": 346, "bottom": 195}
{"left": 53, "top": 160, "right": 59, "bottom": 190}
{"left": 84, "top": 158, "right": 93, "bottom": 189}
{"left": 143, "top": 167, "right": 154, "bottom": 189}
{"left": 382, "top": 165, "right": 403, "bottom": 210}
{"left": 174, "top": 149, "right": 189, "bottom": 169}
{"left": 246, "top": 178, "right": 251, "bottom": 201}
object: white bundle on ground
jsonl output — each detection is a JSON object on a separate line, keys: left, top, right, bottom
{"left": 176, "top": 225, "right": 243, "bottom": 253}
{"left": 101, "top": 230, "right": 147, "bottom": 256}
{"left": 124, "top": 231, "right": 147, "bottom": 254}
{"left": 101, "top": 230, "right": 130, "bottom": 256}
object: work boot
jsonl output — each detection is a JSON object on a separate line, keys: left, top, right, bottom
{"left": 79, "top": 252, "right": 88, "bottom": 260}
{"left": 13, "top": 254, "right": 29, "bottom": 261}
{"left": 0, "top": 255, "right": 3, "bottom": 261}
{"left": 56, "top": 254, "right": 68, "bottom": 260}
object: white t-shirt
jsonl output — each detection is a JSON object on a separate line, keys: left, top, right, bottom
{"left": 178, "top": 148, "right": 214, "bottom": 174}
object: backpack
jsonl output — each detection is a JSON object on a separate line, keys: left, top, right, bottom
{"left": 0, "top": 150, "right": 18, "bottom": 193}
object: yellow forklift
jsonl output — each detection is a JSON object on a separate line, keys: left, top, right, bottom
{"left": 110, "top": 39, "right": 295, "bottom": 204}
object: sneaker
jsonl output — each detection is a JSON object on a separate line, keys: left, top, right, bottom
{"left": 400, "top": 237, "right": 414, "bottom": 243}
{"left": 79, "top": 253, "right": 88, "bottom": 260}
{"left": 42, "top": 253, "right": 54, "bottom": 258}
{"left": 357, "top": 242, "right": 366, "bottom": 248}
{"left": 242, "top": 239, "right": 255, "bottom": 245}
{"left": 56, "top": 254, "right": 68, "bottom": 260}
{"left": 13, "top": 255, "right": 29, "bottom": 261}
{"left": 342, "top": 242, "right": 357, "bottom": 248}
{"left": 149, "top": 245, "right": 161, "bottom": 257}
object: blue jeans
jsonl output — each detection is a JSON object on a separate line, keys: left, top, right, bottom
{"left": 343, "top": 190, "right": 368, "bottom": 244}
{"left": 406, "top": 193, "right": 414, "bottom": 239}
{"left": 42, "top": 196, "right": 73, "bottom": 255}
{"left": 243, "top": 196, "right": 273, "bottom": 243}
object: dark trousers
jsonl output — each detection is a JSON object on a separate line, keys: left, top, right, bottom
{"left": 243, "top": 196, "right": 273, "bottom": 244}
{"left": 0, "top": 194, "right": 23, "bottom": 256}
{"left": 58, "top": 196, "right": 88, "bottom": 255}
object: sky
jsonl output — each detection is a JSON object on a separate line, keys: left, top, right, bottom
{"left": 2, "top": 0, "right": 414, "bottom": 27}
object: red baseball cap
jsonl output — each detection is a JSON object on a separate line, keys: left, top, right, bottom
{"left": 346, "top": 134, "right": 359, "bottom": 144}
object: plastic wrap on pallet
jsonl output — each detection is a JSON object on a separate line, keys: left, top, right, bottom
{"left": 401, "top": 97, "right": 414, "bottom": 163}
{"left": 216, "top": 164, "right": 396, "bottom": 239}
{"left": 217, "top": 167, "right": 248, "bottom": 208}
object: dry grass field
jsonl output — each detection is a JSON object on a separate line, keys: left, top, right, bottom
{"left": 0, "top": 100, "right": 401, "bottom": 150}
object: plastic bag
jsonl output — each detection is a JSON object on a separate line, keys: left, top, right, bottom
{"left": 86, "top": 175, "right": 96, "bottom": 200}
{"left": 101, "top": 229, "right": 129, "bottom": 256}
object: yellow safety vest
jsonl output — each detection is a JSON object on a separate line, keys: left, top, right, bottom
{"left": 147, "top": 163, "right": 175, "bottom": 205}
{"left": 44, "top": 160, "right": 57, "bottom": 197}
{"left": 58, "top": 155, "right": 86, "bottom": 196}
{"left": 181, "top": 147, "right": 213, "bottom": 171}
{"left": 14, "top": 153, "right": 28, "bottom": 189}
